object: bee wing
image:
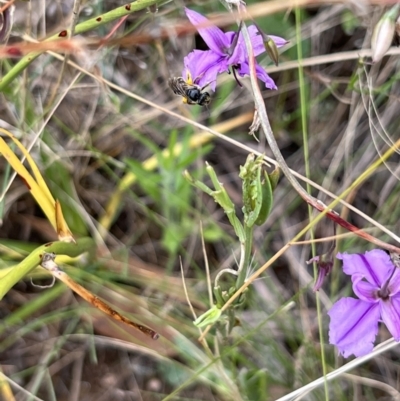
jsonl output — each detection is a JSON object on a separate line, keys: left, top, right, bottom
{"left": 168, "top": 77, "right": 188, "bottom": 97}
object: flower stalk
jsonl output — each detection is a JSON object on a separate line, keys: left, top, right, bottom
{"left": 185, "top": 153, "right": 277, "bottom": 332}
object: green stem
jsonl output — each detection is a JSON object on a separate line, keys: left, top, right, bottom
{"left": 0, "top": 0, "right": 162, "bottom": 91}
{"left": 0, "top": 237, "right": 95, "bottom": 299}
{"left": 294, "top": 7, "right": 329, "bottom": 401}
{"left": 236, "top": 225, "right": 253, "bottom": 289}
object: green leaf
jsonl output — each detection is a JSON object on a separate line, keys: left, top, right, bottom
{"left": 193, "top": 305, "right": 222, "bottom": 328}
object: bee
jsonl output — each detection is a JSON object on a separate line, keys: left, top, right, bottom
{"left": 168, "top": 76, "right": 211, "bottom": 106}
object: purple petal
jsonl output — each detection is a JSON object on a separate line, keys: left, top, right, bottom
{"left": 225, "top": 31, "right": 246, "bottom": 65}
{"left": 352, "top": 274, "right": 379, "bottom": 302}
{"left": 236, "top": 62, "right": 277, "bottom": 89}
{"left": 269, "top": 35, "right": 289, "bottom": 48}
{"left": 380, "top": 297, "right": 400, "bottom": 340}
{"left": 328, "top": 297, "right": 380, "bottom": 357}
{"left": 185, "top": 8, "right": 228, "bottom": 55}
{"left": 237, "top": 27, "right": 286, "bottom": 58}
{"left": 255, "top": 64, "right": 277, "bottom": 89}
{"left": 337, "top": 250, "right": 395, "bottom": 287}
{"left": 183, "top": 50, "right": 226, "bottom": 91}
{"left": 227, "top": 27, "right": 266, "bottom": 64}
{"left": 388, "top": 267, "right": 400, "bottom": 296}
{"left": 247, "top": 25, "right": 266, "bottom": 57}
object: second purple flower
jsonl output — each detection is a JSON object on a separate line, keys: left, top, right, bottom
{"left": 328, "top": 250, "right": 400, "bottom": 358}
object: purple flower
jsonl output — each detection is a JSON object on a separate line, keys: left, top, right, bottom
{"left": 328, "top": 250, "right": 400, "bottom": 358}
{"left": 183, "top": 8, "right": 287, "bottom": 91}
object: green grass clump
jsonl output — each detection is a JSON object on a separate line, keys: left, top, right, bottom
{"left": 1, "top": 1, "right": 400, "bottom": 400}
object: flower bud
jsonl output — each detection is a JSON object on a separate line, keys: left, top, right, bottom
{"left": 307, "top": 254, "right": 333, "bottom": 292}
{"left": 264, "top": 35, "right": 280, "bottom": 66}
{"left": 371, "top": 5, "right": 400, "bottom": 63}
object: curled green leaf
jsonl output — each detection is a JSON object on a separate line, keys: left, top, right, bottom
{"left": 267, "top": 166, "right": 280, "bottom": 191}
{"left": 254, "top": 167, "right": 280, "bottom": 226}
{"left": 193, "top": 305, "right": 222, "bottom": 328}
